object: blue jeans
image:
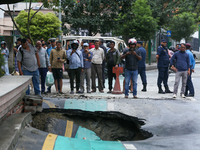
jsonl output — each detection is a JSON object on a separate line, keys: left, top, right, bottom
{"left": 125, "top": 69, "right": 138, "bottom": 96}
{"left": 23, "top": 69, "right": 40, "bottom": 95}
{"left": 39, "top": 68, "right": 47, "bottom": 93}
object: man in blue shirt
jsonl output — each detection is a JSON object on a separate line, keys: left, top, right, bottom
{"left": 67, "top": 40, "right": 84, "bottom": 94}
{"left": 80, "top": 43, "right": 93, "bottom": 93}
{"left": 185, "top": 43, "right": 195, "bottom": 97}
{"left": 170, "top": 43, "right": 190, "bottom": 98}
{"left": 156, "top": 39, "right": 173, "bottom": 94}
{"left": 137, "top": 41, "right": 147, "bottom": 92}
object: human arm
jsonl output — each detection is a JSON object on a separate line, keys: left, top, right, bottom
{"left": 121, "top": 51, "right": 130, "bottom": 60}
{"left": 134, "top": 50, "right": 142, "bottom": 60}
{"left": 170, "top": 54, "right": 176, "bottom": 71}
{"left": 187, "top": 55, "right": 190, "bottom": 75}
{"left": 45, "top": 51, "right": 51, "bottom": 70}
{"left": 35, "top": 52, "right": 41, "bottom": 68}
{"left": 80, "top": 51, "right": 84, "bottom": 68}
{"left": 17, "top": 61, "right": 23, "bottom": 75}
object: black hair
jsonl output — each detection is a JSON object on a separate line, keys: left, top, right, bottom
{"left": 56, "top": 40, "right": 62, "bottom": 44}
{"left": 186, "top": 45, "right": 191, "bottom": 49}
{"left": 180, "top": 43, "right": 186, "bottom": 47}
{"left": 110, "top": 41, "right": 115, "bottom": 45}
{"left": 17, "top": 37, "right": 22, "bottom": 41}
{"left": 94, "top": 40, "right": 99, "bottom": 44}
{"left": 21, "top": 38, "right": 27, "bottom": 44}
{"left": 99, "top": 38, "right": 104, "bottom": 44}
{"left": 51, "top": 39, "right": 56, "bottom": 43}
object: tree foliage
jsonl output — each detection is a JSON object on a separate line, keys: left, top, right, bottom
{"left": 113, "top": 0, "right": 158, "bottom": 42}
{"left": 62, "top": 0, "right": 131, "bottom": 36}
{"left": 0, "top": 53, "right": 5, "bottom": 77}
{"left": 168, "top": 12, "right": 198, "bottom": 42}
{"left": 15, "top": 10, "right": 61, "bottom": 41}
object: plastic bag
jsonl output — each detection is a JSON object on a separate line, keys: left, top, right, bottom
{"left": 46, "top": 71, "right": 54, "bottom": 86}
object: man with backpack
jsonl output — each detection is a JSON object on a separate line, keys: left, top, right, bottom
{"left": 17, "top": 38, "right": 41, "bottom": 95}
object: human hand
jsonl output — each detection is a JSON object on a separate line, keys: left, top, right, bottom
{"left": 115, "top": 65, "right": 118, "bottom": 68}
{"left": 192, "top": 69, "right": 194, "bottom": 73}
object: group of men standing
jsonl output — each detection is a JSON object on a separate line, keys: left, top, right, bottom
{"left": 6, "top": 36, "right": 195, "bottom": 99}
{"left": 156, "top": 39, "right": 195, "bottom": 98}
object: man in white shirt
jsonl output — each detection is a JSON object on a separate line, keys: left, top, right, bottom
{"left": 90, "top": 40, "right": 104, "bottom": 93}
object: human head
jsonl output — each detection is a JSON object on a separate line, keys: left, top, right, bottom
{"left": 128, "top": 38, "right": 137, "bottom": 50}
{"left": 161, "top": 39, "right": 167, "bottom": 47}
{"left": 47, "top": 39, "right": 51, "bottom": 45}
{"left": 180, "top": 43, "right": 186, "bottom": 52}
{"left": 176, "top": 44, "right": 179, "bottom": 49}
{"left": 56, "top": 41, "right": 62, "bottom": 49}
{"left": 99, "top": 38, "right": 104, "bottom": 45}
{"left": 42, "top": 43, "right": 47, "bottom": 48}
{"left": 110, "top": 41, "right": 115, "bottom": 49}
{"left": 36, "top": 41, "right": 42, "bottom": 49}
{"left": 106, "top": 42, "right": 110, "bottom": 48}
{"left": 81, "top": 39, "right": 87, "bottom": 47}
{"left": 51, "top": 39, "right": 56, "bottom": 47}
{"left": 17, "top": 37, "right": 22, "bottom": 45}
{"left": 21, "top": 38, "right": 28, "bottom": 49}
{"left": 185, "top": 43, "right": 191, "bottom": 50}
{"left": 1, "top": 41, "right": 6, "bottom": 48}
{"left": 71, "top": 40, "right": 79, "bottom": 50}
{"left": 94, "top": 40, "right": 99, "bottom": 49}
{"left": 83, "top": 43, "right": 89, "bottom": 51}
{"left": 136, "top": 41, "right": 143, "bottom": 47}
{"left": 41, "top": 40, "right": 45, "bottom": 44}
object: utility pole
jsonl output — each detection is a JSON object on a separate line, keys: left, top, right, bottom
{"left": 58, "top": 0, "right": 62, "bottom": 41}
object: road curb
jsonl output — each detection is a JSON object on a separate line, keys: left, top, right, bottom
{"left": 0, "top": 113, "right": 32, "bottom": 150}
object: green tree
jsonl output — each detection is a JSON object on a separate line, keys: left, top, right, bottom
{"left": 168, "top": 12, "right": 198, "bottom": 42}
{"left": 113, "top": 0, "right": 158, "bottom": 42}
{"left": 62, "top": 0, "right": 129, "bottom": 36}
{"left": 0, "top": 53, "right": 5, "bottom": 77}
{"left": 15, "top": 10, "right": 61, "bottom": 42}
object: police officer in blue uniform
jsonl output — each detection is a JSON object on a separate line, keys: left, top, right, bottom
{"left": 156, "top": 39, "right": 173, "bottom": 94}
{"left": 137, "top": 41, "right": 147, "bottom": 92}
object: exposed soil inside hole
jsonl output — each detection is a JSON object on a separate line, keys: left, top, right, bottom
{"left": 32, "top": 109, "right": 153, "bottom": 141}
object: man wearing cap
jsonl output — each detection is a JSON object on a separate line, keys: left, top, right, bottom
{"left": 67, "top": 40, "right": 84, "bottom": 94}
{"left": 106, "top": 41, "right": 121, "bottom": 93}
{"left": 137, "top": 41, "right": 147, "bottom": 92}
{"left": 80, "top": 43, "right": 93, "bottom": 93}
{"left": 185, "top": 43, "right": 195, "bottom": 97}
{"left": 156, "top": 39, "right": 173, "bottom": 94}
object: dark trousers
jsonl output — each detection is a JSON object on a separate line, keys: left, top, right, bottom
{"left": 157, "top": 67, "right": 169, "bottom": 87}
{"left": 39, "top": 68, "right": 47, "bottom": 93}
{"left": 185, "top": 68, "right": 194, "bottom": 95}
{"left": 69, "top": 67, "right": 81, "bottom": 91}
{"left": 91, "top": 63, "right": 103, "bottom": 91}
{"left": 107, "top": 66, "right": 116, "bottom": 91}
{"left": 102, "top": 60, "right": 105, "bottom": 87}
{"left": 138, "top": 67, "right": 147, "bottom": 85}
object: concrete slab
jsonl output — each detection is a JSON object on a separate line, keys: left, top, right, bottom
{"left": 0, "top": 76, "right": 32, "bottom": 120}
{"left": 0, "top": 113, "right": 32, "bottom": 150}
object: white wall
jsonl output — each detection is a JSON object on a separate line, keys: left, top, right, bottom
{"left": 0, "top": 5, "right": 5, "bottom": 19}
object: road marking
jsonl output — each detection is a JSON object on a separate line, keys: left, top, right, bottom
{"left": 43, "top": 99, "right": 56, "bottom": 108}
{"left": 107, "top": 102, "right": 114, "bottom": 111}
{"left": 64, "top": 99, "right": 107, "bottom": 111}
{"left": 42, "top": 133, "right": 57, "bottom": 150}
{"left": 123, "top": 144, "right": 137, "bottom": 150}
{"left": 65, "top": 120, "right": 73, "bottom": 137}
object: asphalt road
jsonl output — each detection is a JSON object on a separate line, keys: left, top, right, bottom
{"left": 15, "top": 64, "right": 200, "bottom": 150}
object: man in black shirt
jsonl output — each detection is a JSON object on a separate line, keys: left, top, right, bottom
{"left": 121, "top": 38, "right": 141, "bottom": 98}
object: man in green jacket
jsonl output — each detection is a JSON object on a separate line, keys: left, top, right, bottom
{"left": 106, "top": 41, "right": 121, "bottom": 93}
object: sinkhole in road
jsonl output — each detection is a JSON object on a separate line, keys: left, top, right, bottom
{"left": 31, "top": 109, "right": 153, "bottom": 141}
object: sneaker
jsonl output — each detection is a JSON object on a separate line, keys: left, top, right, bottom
{"left": 107, "top": 91, "right": 111, "bottom": 94}
{"left": 181, "top": 94, "right": 185, "bottom": 98}
{"left": 133, "top": 95, "right": 137, "bottom": 98}
{"left": 87, "top": 90, "right": 91, "bottom": 93}
{"left": 125, "top": 95, "right": 128, "bottom": 98}
{"left": 173, "top": 94, "right": 177, "bottom": 98}
{"left": 100, "top": 90, "right": 104, "bottom": 93}
{"left": 76, "top": 91, "right": 83, "bottom": 94}
{"left": 70, "top": 91, "right": 74, "bottom": 94}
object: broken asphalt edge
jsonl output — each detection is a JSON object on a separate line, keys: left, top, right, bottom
{"left": 0, "top": 113, "right": 32, "bottom": 150}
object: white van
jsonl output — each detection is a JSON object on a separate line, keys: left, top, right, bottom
{"left": 62, "top": 36, "right": 127, "bottom": 52}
